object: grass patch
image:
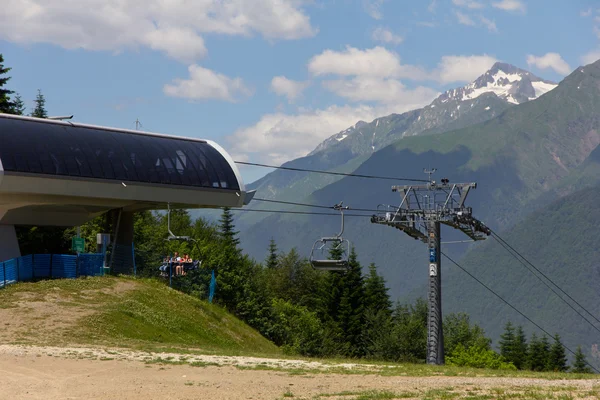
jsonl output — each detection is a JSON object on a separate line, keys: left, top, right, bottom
{"left": 0, "top": 276, "right": 279, "bottom": 357}
{"left": 318, "top": 390, "right": 417, "bottom": 399}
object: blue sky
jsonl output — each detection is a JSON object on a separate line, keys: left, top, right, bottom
{"left": 1, "top": 0, "right": 600, "bottom": 184}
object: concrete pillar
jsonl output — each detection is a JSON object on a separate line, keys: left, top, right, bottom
{"left": 0, "top": 225, "right": 21, "bottom": 261}
{"left": 115, "top": 211, "right": 134, "bottom": 246}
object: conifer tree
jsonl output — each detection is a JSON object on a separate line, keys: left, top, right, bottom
{"left": 12, "top": 93, "right": 25, "bottom": 115}
{"left": 572, "top": 345, "right": 592, "bottom": 373}
{"left": 513, "top": 325, "right": 528, "bottom": 370}
{"left": 337, "top": 247, "right": 365, "bottom": 357}
{"left": 527, "top": 333, "right": 551, "bottom": 371}
{"left": 363, "top": 263, "right": 392, "bottom": 317}
{"left": 31, "top": 89, "right": 47, "bottom": 118}
{"left": 499, "top": 321, "right": 515, "bottom": 362}
{"left": 214, "top": 207, "right": 244, "bottom": 310}
{"left": 219, "top": 207, "right": 240, "bottom": 247}
{"left": 266, "top": 238, "right": 278, "bottom": 269}
{"left": 547, "top": 334, "right": 568, "bottom": 372}
{"left": 0, "top": 54, "right": 15, "bottom": 113}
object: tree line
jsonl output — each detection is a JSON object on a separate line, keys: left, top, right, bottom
{"left": 498, "top": 322, "right": 591, "bottom": 373}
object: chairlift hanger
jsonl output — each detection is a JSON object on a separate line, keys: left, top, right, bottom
{"left": 166, "top": 203, "right": 196, "bottom": 242}
{"left": 309, "top": 202, "right": 351, "bottom": 271}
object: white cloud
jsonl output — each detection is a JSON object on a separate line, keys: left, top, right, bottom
{"left": 479, "top": 15, "right": 498, "bottom": 32}
{"left": 455, "top": 11, "right": 476, "bottom": 26}
{"left": 308, "top": 46, "right": 496, "bottom": 85}
{"left": 452, "top": 0, "right": 484, "bottom": 9}
{"left": 227, "top": 105, "right": 382, "bottom": 165}
{"left": 371, "top": 27, "right": 404, "bottom": 45}
{"left": 163, "top": 65, "right": 251, "bottom": 102}
{"left": 581, "top": 8, "right": 592, "bottom": 17}
{"left": 434, "top": 54, "right": 497, "bottom": 84}
{"left": 323, "top": 77, "right": 438, "bottom": 104}
{"left": 417, "top": 21, "right": 437, "bottom": 27}
{"left": 307, "top": 46, "right": 428, "bottom": 80}
{"left": 492, "top": 0, "right": 526, "bottom": 13}
{"left": 270, "top": 76, "right": 310, "bottom": 102}
{"left": 526, "top": 53, "right": 571, "bottom": 75}
{"left": 581, "top": 49, "right": 600, "bottom": 65}
{"left": 428, "top": 0, "right": 437, "bottom": 13}
{"left": 363, "top": 0, "right": 387, "bottom": 20}
{"left": 0, "top": 0, "right": 317, "bottom": 63}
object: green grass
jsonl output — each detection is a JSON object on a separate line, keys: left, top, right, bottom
{"left": 0, "top": 276, "right": 280, "bottom": 356}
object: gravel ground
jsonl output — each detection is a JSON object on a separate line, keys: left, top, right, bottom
{"left": 1, "top": 345, "right": 599, "bottom": 399}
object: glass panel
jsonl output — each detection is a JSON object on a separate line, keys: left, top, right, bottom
{"left": 0, "top": 118, "right": 240, "bottom": 190}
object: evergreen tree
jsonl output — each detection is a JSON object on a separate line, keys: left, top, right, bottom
{"left": 12, "top": 93, "right": 25, "bottom": 115}
{"left": 0, "top": 54, "right": 15, "bottom": 113}
{"left": 547, "top": 334, "right": 568, "bottom": 372}
{"left": 527, "top": 333, "right": 551, "bottom": 371}
{"left": 363, "top": 263, "right": 392, "bottom": 317}
{"left": 31, "top": 89, "right": 48, "bottom": 118}
{"left": 219, "top": 207, "right": 240, "bottom": 247}
{"left": 512, "top": 325, "right": 528, "bottom": 370}
{"left": 337, "top": 247, "right": 365, "bottom": 357}
{"left": 499, "top": 321, "right": 515, "bottom": 363}
{"left": 266, "top": 238, "right": 278, "bottom": 269}
{"left": 214, "top": 207, "right": 244, "bottom": 310}
{"left": 572, "top": 346, "right": 592, "bottom": 374}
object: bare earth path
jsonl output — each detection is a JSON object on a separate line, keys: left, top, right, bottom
{"left": 1, "top": 345, "right": 599, "bottom": 399}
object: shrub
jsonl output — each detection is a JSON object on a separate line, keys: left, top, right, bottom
{"left": 447, "top": 344, "right": 516, "bottom": 370}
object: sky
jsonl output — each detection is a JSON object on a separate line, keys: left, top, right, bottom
{"left": 1, "top": 0, "right": 600, "bottom": 184}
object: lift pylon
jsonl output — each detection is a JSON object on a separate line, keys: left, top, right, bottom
{"left": 370, "top": 170, "right": 490, "bottom": 365}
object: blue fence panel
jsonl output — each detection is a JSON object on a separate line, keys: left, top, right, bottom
{"left": 52, "top": 255, "right": 77, "bottom": 279}
{"left": 18, "top": 255, "right": 34, "bottom": 282}
{"left": 78, "top": 254, "right": 104, "bottom": 277}
{"left": 0, "top": 262, "right": 4, "bottom": 288}
{"left": 4, "top": 259, "right": 18, "bottom": 286}
{"left": 33, "top": 254, "right": 52, "bottom": 279}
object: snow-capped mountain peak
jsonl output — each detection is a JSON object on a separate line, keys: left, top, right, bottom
{"left": 310, "top": 62, "right": 558, "bottom": 156}
{"left": 439, "top": 62, "right": 557, "bottom": 105}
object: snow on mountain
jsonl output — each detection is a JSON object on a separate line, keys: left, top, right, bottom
{"left": 440, "top": 62, "right": 558, "bottom": 105}
{"left": 311, "top": 62, "right": 558, "bottom": 155}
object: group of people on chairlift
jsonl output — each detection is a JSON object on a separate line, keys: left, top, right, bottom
{"left": 164, "top": 251, "right": 193, "bottom": 276}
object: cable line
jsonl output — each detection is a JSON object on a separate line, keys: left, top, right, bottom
{"left": 488, "top": 229, "right": 600, "bottom": 331}
{"left": 228, "top": 208, "right": 371, "bottom": 217}
{"left": 252, "top": 197, "right": 380, "bottom": 213}
{"left": 235, "top": 161, "right": 429, "bottom": 183}
{"left": 442, "top": 251, "right": 600, "bottom": 373}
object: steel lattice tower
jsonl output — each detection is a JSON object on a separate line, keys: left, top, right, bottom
{"left": 371, "top": 170, "right": 490, "bottom": 365}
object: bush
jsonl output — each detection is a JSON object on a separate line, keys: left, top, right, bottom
{"left": 447, "top": 344, "right": 516, "bottom": 370}
{"left": 269, "top": 298, "right": 325, "bottom": 356}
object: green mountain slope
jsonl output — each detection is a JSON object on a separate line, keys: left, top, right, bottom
{"left": 239, "top": 60, "right": 600, "bottom": 301}
{"left": 443, "top": 183, "right": 600, "bottom": 370}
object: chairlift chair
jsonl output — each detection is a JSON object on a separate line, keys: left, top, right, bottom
{"left": 309, "top": 202, "right": 351, "bottom": 271}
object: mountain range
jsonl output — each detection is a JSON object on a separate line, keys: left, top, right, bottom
{"left": 244, "top": 62, "right": 556, "bottom": 209}
{"left": 234, "top": 59, "right": 600, "bottom": 364}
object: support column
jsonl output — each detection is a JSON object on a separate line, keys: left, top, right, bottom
{"left": 0, "top": 225, "right": 21, "bottom": 261}
{"left": 426, "top": 219, "right": 444, "bottom": 365}
{"left": 110, "top": 210, "right": 135, "bottom": 274}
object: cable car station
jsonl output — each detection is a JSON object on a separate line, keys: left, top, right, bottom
{"left": 0, "top": 113, "right": 255, "bottom": 263}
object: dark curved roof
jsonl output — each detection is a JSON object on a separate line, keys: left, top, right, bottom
{"left": 0, "top": 115, "right": 240, "bottom": 190}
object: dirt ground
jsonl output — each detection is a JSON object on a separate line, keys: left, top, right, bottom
{"left": 0, "top": 345, "right": 598, "bottom": 400}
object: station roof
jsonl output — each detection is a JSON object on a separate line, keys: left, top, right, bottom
{"left": 0, "top": 114, "right": 243, "bottom": 191}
